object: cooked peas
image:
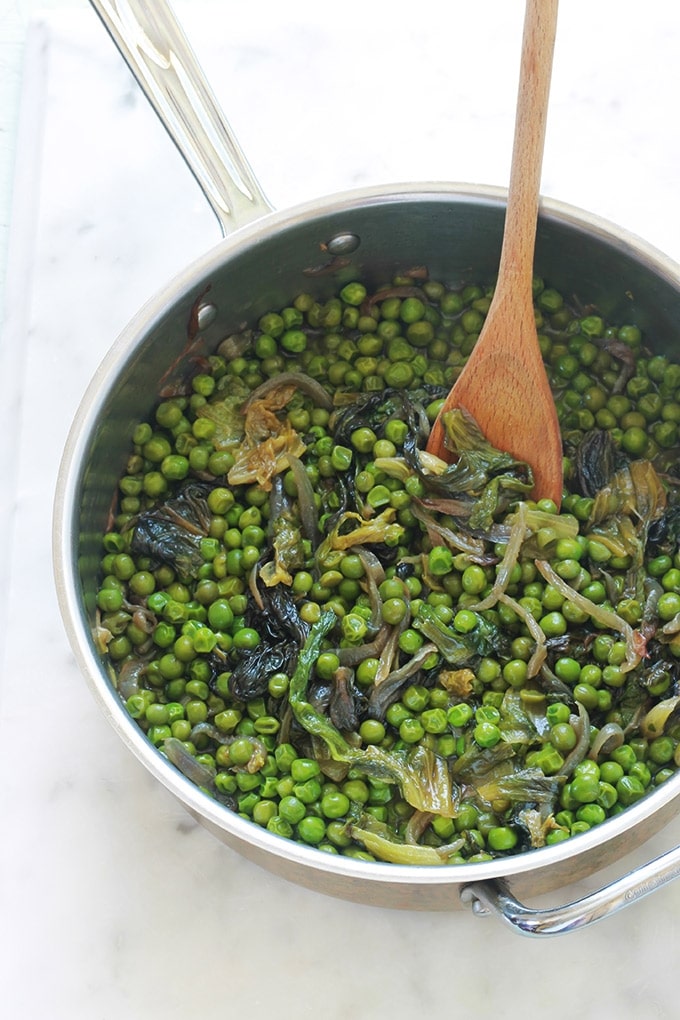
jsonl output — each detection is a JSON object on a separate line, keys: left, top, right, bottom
{"left": 97, "top": 268, "right": 680, "bottom": 868}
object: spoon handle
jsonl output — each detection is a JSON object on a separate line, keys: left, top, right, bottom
{"left": 496, "top": 0, "right": 559, "bottom": 291}
{"left": 425, "top": 0, "right": 562, "bottom": 503}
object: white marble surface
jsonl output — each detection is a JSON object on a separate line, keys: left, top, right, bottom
{"left": 3, "top": 2, "right": 680, "bottom": 1017}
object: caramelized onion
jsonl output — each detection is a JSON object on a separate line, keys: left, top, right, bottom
{"left": 588, "top": 722, "right": 625, "bottom": 761}
{"left": 536, "top": 559, "right": 645, "bottom": 672}
{"left": 642, "top": 696, "right": 680, "bottom": 740}
{"left": 471, "top": 502, "right": 530, "bottom": 612}
{"left": 243, "top": 371, "right": 333, "bottom": 412}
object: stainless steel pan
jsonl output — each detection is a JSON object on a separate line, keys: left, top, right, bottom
{"left": 53, "top": 0, "right": 680, "bottom": 934}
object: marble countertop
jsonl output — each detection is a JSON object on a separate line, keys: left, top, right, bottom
{"left": 3, "top": 3, "right": 680, "bottom": 1017}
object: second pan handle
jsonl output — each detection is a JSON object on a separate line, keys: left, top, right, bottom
{"left": 461, "top": 838, "right": 680, "bottom": 936}
{"left": 89, "top": 0, "right": 274, "bottom": 236}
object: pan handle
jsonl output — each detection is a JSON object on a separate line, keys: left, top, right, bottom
{"left": 460, "top": 839, "right": 680, "bottom": 936}
{"left": 88, "top": 0, "right": 273, "bottom": 235}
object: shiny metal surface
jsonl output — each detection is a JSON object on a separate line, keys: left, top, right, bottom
{"left": 53, "top": 183, "right": 680, "bottom": 919}
{"left": 461, "top": 839, "right": 680, "bottom": 935}
{"left": 53, "top": 0, "right": 680, "bottom": 929}
{"left": 88, "top": 0, "right": 272, "bottom": 234}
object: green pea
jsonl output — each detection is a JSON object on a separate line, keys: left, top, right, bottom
{"left": 206, "top": 487, "right": 234, "bottom": 514}
{"left": 475, "top": 658, "right": 500, "bottom": 685}
{"left": 184, "top": 700, "right": 207, "bottom": 726}
{"left": 461, "top": 565, "right": 487, "bottom": 594}
{"left": 280, "top": 329, "right": 307, "bottom": 353}
{"left": 550, "top": 723, "right": 577, "bottom": 753}
{"left": 377, "top": 579, "right": 403, "bottom": 602}
{"left": 341, "top": 613, "right": 368, "bottom": 644}
{"left": 321, "top": 791, "right": 351, "bottom": 819}
{"left": 399, "top": 718, "right": 425, "bottom": 743}
{"left": 203, "top": 595, "right": 232, "bottom": 628}
{"left": 428, "top": 546, "right": 454, "bottom": 576}
{"left": 621, "top": 426, "right": 648, "bottom": 456}
{"left": 350, "top": 427, "right": 377, "bottom": 453}
{"left": 143, "top": 434, "right": 172, "bottom": 463}
{"left": 616, "top": 775, "right": 646, "bottom": 806}
{"left": 297, "top": 816, "right": 326, "bottom": 845}
{"left": 662, "top": 568, "right": 680, "bottom": 593}
{"left": 384, "top": 419, "right": 409, "bottom": 445}
{"left": 384, "top": 362, "right": 415, "bottom": 388}
{"left": 278, "top": 795, "right": 306, "bottom": 825}
{"left": 569, "top": 775, "right": 600, "bottom": 804}
{"left": 316, "top": 652, "right": 341, "bottom": 680}
{"left": 546, "top": 702, "right": 571, "bottom": 726}
{"left": 602, "top": 664, "right": 625, "bottom": 688}
{"left": 649, "top": 736, "right": 675, "bottom": 765}
{"left": 447, "top": 703, "right": 474, "bottom": 728}
{"left": 373, "top": 439, "right": 397, "bottom": 459}
{"left": 461, "top": 308, "right": 484, "bottom": 333}
{"left": 486, "top": 826, "right": 518, "bottom": 852}
{"left": 629, "top": 761, "right": 652, "bottom": 788}
{"left": 385, "top": 702, "right": 411, "bottom": 728}
{"left": 232, "top": 627, "right": 260, "bottom": 651}
{"left": 413, "top": 704, "right": 445, "bottom": 735}
{"left": 294, "top": 778, "right": 322, "bottom": 804}
{"left": 398, "top": 629, "right": 424, "bottom": 655}
{"left": 97, "top": 587, "right": 123, "bottom": 613}
{"left": 474, "top": 722, "right": 501, "bottom": 748}
{"left": 450, "top": 610, "right": 475, "bottom": 634}
{"left": 111, "top": 553, "right": 135, "bottom": 581}
{"left": 225, "top": 738, "right": 253, "bottom": 768}
{"left": 359, "top": 719, "right": 386, "bottom": 745}
{"left": 502, "top": 659, "right": 528, "bottom": 688}
{"left": 382, "top": 597, "right": 408, "bottom": 625}
{"left": 658, "top": 592, "right": 680, "bottom": 621}
{"left": 399, "top": 296, "right": 425, "bottom": 323}
{"left": 290, "top": 758, "right": 321, "bottom": 783}
{"left": 573, "top": 683, "right": 599, "bottom": 711}
{"left": 366, "top": 484, "right": 392, "bottom": 509}
{"left": 539, "top": 611, "right": 568, "bottom": 637}
{"left": 399, "top": 685, "right": 427, "bottom": 714}
{"left": 188, "top": 627, "right": 214, "bottom": 654}
{"left": 331, "top": 445, "right": 353, "bottom": 471}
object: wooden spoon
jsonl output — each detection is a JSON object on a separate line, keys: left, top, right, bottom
{"left": 427, "top": 0, "right": 562, "bottom": 506}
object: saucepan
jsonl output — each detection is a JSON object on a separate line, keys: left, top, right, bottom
{"left": 52, "top": 0, "right": 680, "bottom": 935}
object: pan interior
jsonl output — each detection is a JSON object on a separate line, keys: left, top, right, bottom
{"left": 56, "top": 187, "right": 680, "bottom": 899}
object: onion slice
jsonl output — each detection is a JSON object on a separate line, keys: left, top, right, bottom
{"left": 642, "top": 696, "right": 680, "bottom": 740}
{"left": 497, "top": 591, "right": 547, "bottom": 678}
{"left": 242, "top": 371, "right": 333, "bottom": 412}
{"left": 470, "top": 501, "right": 530, "bottom": 612}
{"left": 535, "top": 559, "right": 645, "bottom": 672}
{"left": 588, "top": 722, "right": 625, "bottom": 761}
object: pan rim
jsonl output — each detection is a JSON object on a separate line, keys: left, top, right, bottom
{"left": 52, "top": 180, "right": 680, "bottom": 893}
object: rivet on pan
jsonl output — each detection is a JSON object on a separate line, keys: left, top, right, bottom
{"left": 196, "top": 302, "right": 218, "bottom": 329}
{"left": 326, "top": 232, "right": 360, "bottom": 256}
